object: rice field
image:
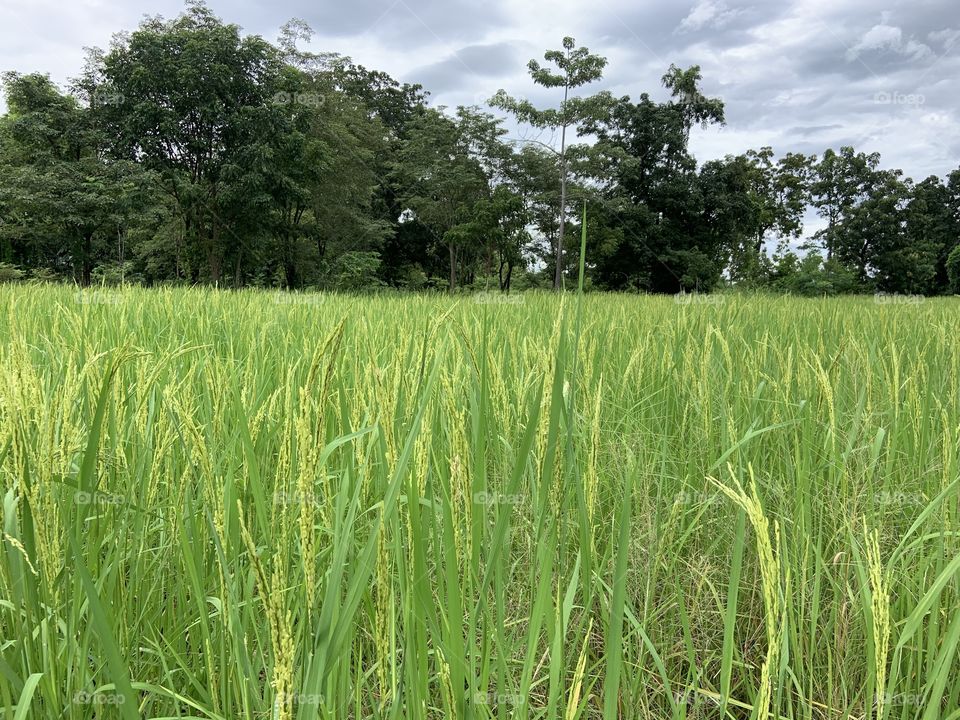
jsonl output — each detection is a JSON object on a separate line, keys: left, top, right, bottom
{"left": 1, "top": 283, "right": 960, "bottom": 719}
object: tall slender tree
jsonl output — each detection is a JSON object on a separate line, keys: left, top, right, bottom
{"left": 490, "top": 37, "right": 611, "bottom": 289}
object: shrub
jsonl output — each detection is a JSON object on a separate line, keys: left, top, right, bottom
{"left": 0, "top": 263, "right": 25, "bottom": 282}
{"left": 946, "top": 244, "right": 960, "bottom": 294}
{"left": 327, "top": 251, "right": 385, "bottom": 292}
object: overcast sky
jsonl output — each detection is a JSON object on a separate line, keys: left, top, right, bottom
{"left": 2, "top": 0, "right": 958, "bottom": 182}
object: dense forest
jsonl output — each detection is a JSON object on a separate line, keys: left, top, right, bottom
{"left": 1, "top": 1, "right": 959, "bottom": 295}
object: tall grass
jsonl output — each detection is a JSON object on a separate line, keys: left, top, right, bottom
{"left": 1, "top": 284, "right": 959, "bottom": 719}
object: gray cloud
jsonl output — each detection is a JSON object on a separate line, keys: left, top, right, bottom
{"left": 408, "top": 42, "right": 521, "bottom": 94}
{"left": 227, "top": 0, "right": 508, "bottom": 45}
{"left": 786, "top": 124, "right": 845, "bottom": 137}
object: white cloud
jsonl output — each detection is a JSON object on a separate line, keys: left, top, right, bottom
{"left": 677, "top": 0, "right": 741, "bottom": 33}
{"left": 929, "top": 28, "right": 960, "bottom": 51}
{"left": 770, "top": 87, "right": 823, "bottom": 107}
{"left": 846, "top": 20, "right": 933, "bottom": 61}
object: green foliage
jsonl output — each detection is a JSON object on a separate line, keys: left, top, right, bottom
{"left": 770, "top": 252, "right": 859, "bottom": 296}
{"left": 326, "top": 250, "right": 384, "bottom": 291}
{"left": 392, "top": 106, "right": 509, "bottom": 291}
{"left": 0, "top": 72, "right": 153, "bottom": 285}
{"left": 0, "top": 262, "right": 24, "bottom": 282}
{"left": 946, "top": 245, "right": 960, "bottom": 294}
{"left": 585, "top": 71, "right": 729, "bottom": 292}
{"left": 91, "top": 262, "right": 137, "bottom": 286}
{"left": 661, "top": 63, "right": 725, "bottom": 141}
{"left": 490, "top": 37, "right": 612, "bottom": 132}
{"left": 491, "top": 37, "right": 612, "bottom": 288}
{"left": 96, "top": 3, "right": 288, "bottom": 284}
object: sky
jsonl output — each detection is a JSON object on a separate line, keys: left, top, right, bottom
{"left": 1, "top": 0, "right": 958, "bottom": 184}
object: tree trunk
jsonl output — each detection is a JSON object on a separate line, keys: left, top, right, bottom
{"left": 81, "top": 232, "right": 93, "bottom": 287}
{"left": 208, "top": 220, "right": 222, "bottom": 286}
{"left": 176, "top": 216, "right": 186, "bottom": 281}
{"left": 284, "top": 256, "right": 297, "bottom": 290}
{"left": 555, "top": 85, "right": 570, "bottom": 291}
{"left": 117, "top": 225, "right": 125, "bottom": 283}
{"left": 556, "top": 158, "right": 567, "bottom": 290}
{"left": 448, "top": 242, "right": 457, "bottom": 292}
{"left": 234, "top": 250, "right": 242, "bottom": 289}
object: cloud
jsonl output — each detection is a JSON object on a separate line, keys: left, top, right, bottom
{"left": 785, "top": 124, "right": 845, "bottom": 138}
{"left": 677, "top": 0, "right": 741, "bottom": 33}
{"left": 928, "top": 28, "right": 960, "bottom": 51}
{"left": 1, "top": 0, "right": 958, "bottom": 185}
{"left": 408, "top": 42, "right": 520, "bottom": 95}
{"left": 846, "top": 17, "right": 934, "bottom": 62}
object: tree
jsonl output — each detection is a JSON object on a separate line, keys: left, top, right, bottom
{"left": 840, "top": 169, "right": 910, "bottom": 288}
{"left": 946, "top": 244, "right": 960, "bottom": 294}
{"left": 901, "top": 176, "right": 954, "bottom": 294}
{"left": 4, "top": 7, "right": 960, "bottom": 297}
{"left": 770, "top": 252, "right": 858, "bottom": 296}
{"left": 722, "top": 148, "right": 814, "bottom": 284}
{"left": 265, "top": 29, "right": 393, "bottom": 289}
{"left": 96, "top": 1, "right": 288, "bottom": 284}
{"left": 585, "top": 71, "right": 726, "bottom": 292}
{"left": 661, "top": 64, "right": 725, "bottom": 148}
{"left": 811, "top": 147, "right": 880, "bottom": 260}
{"left": 0, "top": 72, "right": 150, "bottom": 284}
{"left": 744, "top": 149, "right": 814, "bottom": 253}
{"left": 509, "top": 145, "right": 561, "bottom": 280}
{"left": 935, "top": 169, "right": 960, "bottom": 290}
{"left": 393, "top": 107, "right": 490, "bottom": 291}
{"left": 460, "top": 184, "right": 530, "bottom": 292}
{"left": 326, "top": 58, "right": 429, "bottom": 287}
{"left": 490, "top": 37, "right": 612, "bottom": 289}
{"left": 700, "top": 154, "right": 765, "bottom": 285}
{"left": 330, "top": 60, "right": 428, "bottom": 140}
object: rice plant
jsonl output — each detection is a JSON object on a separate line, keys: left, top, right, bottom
{"left": 1, "top": 283, "right": 959, "bottom": 719}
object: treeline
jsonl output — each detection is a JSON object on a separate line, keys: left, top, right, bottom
{"left": 1, "top": 2, "right": 959, "bottom": 295}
